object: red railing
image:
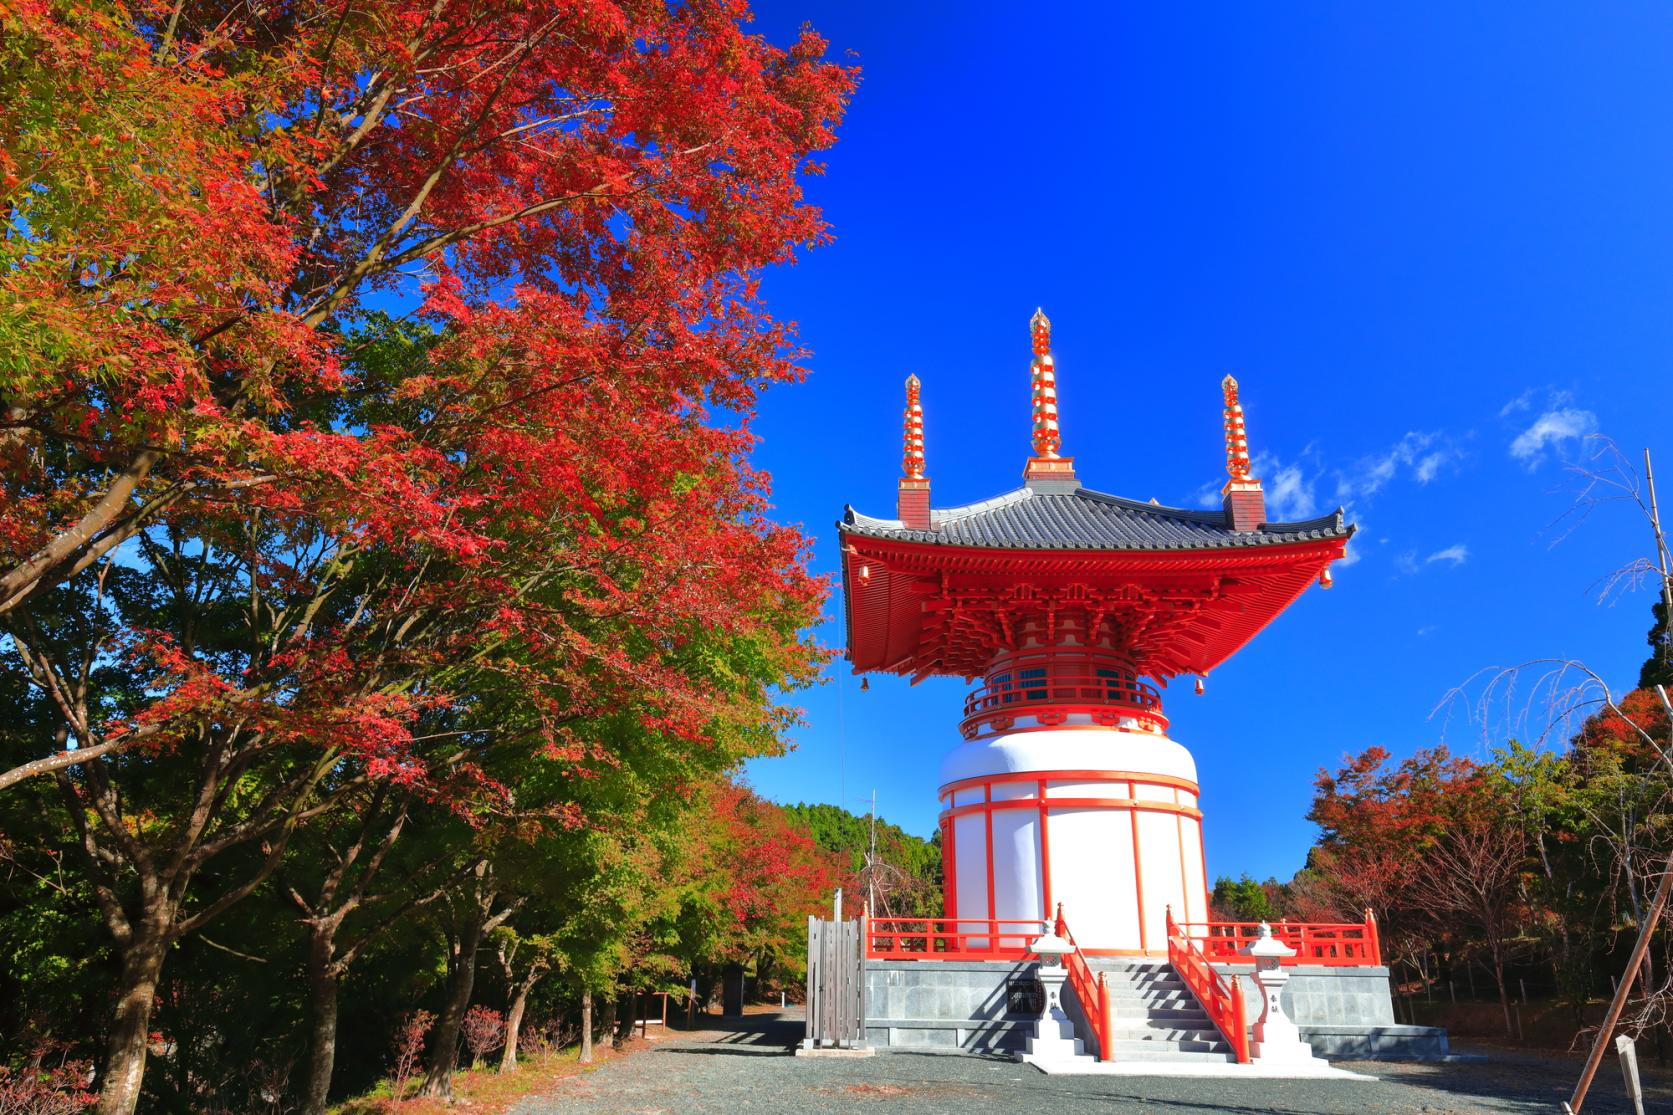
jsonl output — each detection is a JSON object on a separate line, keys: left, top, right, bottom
{"left": 959, "top": 654, "right": 1168, "bottom": 741}
{"left": 1166, "top": 907, "right": 1250, "bottom": 1063}
{"left": 1054, "top": 906, "right": 1114, "bottom": 1061}
{"left": 1171, "top": 910, "right": 1381, "bottom": 967}
{"left": 865, "top": 916, "right": 1048, "bottom": 960}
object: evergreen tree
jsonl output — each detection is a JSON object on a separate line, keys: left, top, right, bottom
{"left": 1638, "top": 599, "right": 1672, "bottom": 691}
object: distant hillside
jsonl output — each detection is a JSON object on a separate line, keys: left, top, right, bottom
{"left": 781, "top": 802, "right": 942, "bottom": 918}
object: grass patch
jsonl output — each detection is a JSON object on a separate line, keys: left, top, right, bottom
{"left": 329, "top": 1039, "right": 643, "bottom": 1114}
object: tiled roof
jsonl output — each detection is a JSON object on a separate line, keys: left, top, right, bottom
{"left": 839, "top": 486, "right": 1351, "bottom": 551}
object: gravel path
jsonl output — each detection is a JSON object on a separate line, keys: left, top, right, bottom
{"left": 510, "top": 1011, "right": 1672, "bottom": 1115}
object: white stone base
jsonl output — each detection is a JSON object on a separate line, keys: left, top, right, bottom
{"left": 1016, "top": 1012, "right": 1096, "bottom": 1069}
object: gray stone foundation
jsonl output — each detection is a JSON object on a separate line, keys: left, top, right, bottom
{"left": 865, "top": 960, "right": 1039, "bottom": 1054}
{"left": 864, "top": 958, "right": 1449, "bottom": 1060}
{"left": 1212, "top": 963, "right": 1449, "bottom": 1059}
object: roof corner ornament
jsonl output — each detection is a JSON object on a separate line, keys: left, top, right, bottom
{"left": 903, "top": 374, "right": 926, "bottom": 481}
{"left": 1220, "top": 375, "right": 1267, "bottom": 531}
{"left": 897, "top": 374, "right": 932, "bottom": 530}
{"left": 1024, "top": 308, "right": 1077, "bottom": 487}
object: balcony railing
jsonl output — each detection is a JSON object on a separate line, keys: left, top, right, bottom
{"left": 1169, "top": 911, "right": 1381, "bottom": 967}
{"left": 864, "top": 916, "right": 1048, "bottom": 961}
{"left": 960, "top": 660, "right": 1167, "bottom": 741}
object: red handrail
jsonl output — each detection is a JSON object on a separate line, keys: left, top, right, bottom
{"left": 1171, "top": 910, "right": 1381, "bottom": 966}
{"left": 1167, "top": 907, "right": 1249, "bottom": 1063}
{"left": 1054, "top": 905, "right": 1113, "bottom": 1061}
{"left": 865, "top": 916, "right": 1048, "bottom": 960}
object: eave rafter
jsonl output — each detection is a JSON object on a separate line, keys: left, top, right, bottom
{"left": 842, "top": 534, "right": 1346, "bottom": 681}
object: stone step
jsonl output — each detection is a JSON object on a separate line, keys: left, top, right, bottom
{"left": 1108, "top": 1049, "right": 1239, "bottom": 1064}
{"left": 1105, "top": 985, "right": 1193, "bottom": 999}
{"left": 1110, "top": 1005, "right": 1211, "bottom": 1022}
{"left": 1108, "top": 1026, "right": 1226, "bottom": 1043}
{"left": 1107, "top": 1037, "right": 1231, "bottom": 1055}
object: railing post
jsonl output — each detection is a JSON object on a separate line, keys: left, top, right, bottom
{"left": 1098, "top": 971, "right": 1113, "bottom": 1061}
{"left": 1233, "top": 982, "right": 1249, "bottom": 1063}
{"left": 1054, "top": 901, "right": 1066, "bottom": 938}
{"left": 1365, "top": 907, "right": 1381, "bottom": 967}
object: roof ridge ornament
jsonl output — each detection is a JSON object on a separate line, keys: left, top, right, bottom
{"left": 1030, "top": 308, "right": 1060, "bottom": 459}
{"left": 903, "top": 373, "right": 926, "bottom": 480}
{"left": 1220, "top": 375, "right": 1266, "bottom": 531}
{"left": 1024, "top": 308, "right": 1077, "bottom": 490}
{"left": 897, "top": 374, "right": 932, "bottom": 530}
{"left": 1221, "top": 375, "right": 1257, "bottom": 485}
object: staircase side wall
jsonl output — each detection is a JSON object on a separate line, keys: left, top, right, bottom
{"left": 1212, "top": 963, "right": 1449, "bottom": 1058}
{"left": 864, "top": 959, "right": 1040, "bottom": 1053}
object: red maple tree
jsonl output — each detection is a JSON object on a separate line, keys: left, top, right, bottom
{"left": 0, "top": 4, "right": 853, "bottom": 1112}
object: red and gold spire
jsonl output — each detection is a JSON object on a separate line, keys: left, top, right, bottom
{"left": 1024, "top": 308, "right": 1076, "bottom": 485}
{"left": 1220, "top": 375, "right": 1266, "bottom": 531}
{"left": 903, "top": 373, "right": 925, "bottom": 480}
{"left": 897, "top": 374, "right": 931, "bottom": 530}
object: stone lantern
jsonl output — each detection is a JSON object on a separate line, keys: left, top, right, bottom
{"left": 1018, "top": 931, "right": 1088, "bottom": 1066}
{"left": 1239, "top": 922, "right": 1323, "bottom": 1064}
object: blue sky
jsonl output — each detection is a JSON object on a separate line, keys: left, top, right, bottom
{"left": 739, "top": 2, "right": 1673, "bottom": 883}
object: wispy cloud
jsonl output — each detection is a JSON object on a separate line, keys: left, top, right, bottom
{"left": 1393, "top": 543, "right": 1469, "bottom": 575}
{"left": 1416, "top": 624, "right": 1439, "bottom": 637}
{"left": 1509, "top": 407, "right": 1597, "bottom": 468}
{"left": 1334, "top": 431, "right": 1464, "bottom": 503}
{"left": 1260, "top": 454, "right": 1318, "bottom": 521}
{"left": 1425, "top": 543, "right": 1469, "bottom": 567}
{"left": 1498, "top": 389, "right": 1537, "bottom": 417}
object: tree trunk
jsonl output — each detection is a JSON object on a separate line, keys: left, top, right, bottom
{"left": 501, "top": 985, "right": 529, "bottom": 1072}
{"left": 301, "top": 928, "right": 342, "bottom": 1115}
{"left": 1494, "top": 950, "right": 1513, "bottom": 1037}
{"left": 600, "top": 992, "right": 617, "bottom": 1053}
{"left": 418, "top": 915, "right": 485, "bottom": 1098}
{"left": 95, "top": 926, "right": 171, "bottom": 1115}
{"left": 579, "top": 989, "right": 594, "bottom": 1064}
{"left": 617, "top": 986, "right": 637, "bottom": 1048}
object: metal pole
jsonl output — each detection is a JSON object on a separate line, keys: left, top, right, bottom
{"left": 1569, "top": 846, "right": 1673, "bottom": 1113}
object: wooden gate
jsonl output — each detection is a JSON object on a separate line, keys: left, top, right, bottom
{"left": 803, "top": 915, "right": 866, "bottom": 1049}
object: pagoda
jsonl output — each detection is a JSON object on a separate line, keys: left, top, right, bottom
{"left": 839, "top": 310, "right": 1353, "bottom": 956}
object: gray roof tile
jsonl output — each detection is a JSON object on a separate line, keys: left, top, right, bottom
{"left": 839, "top": 486, "right": 1351, "bottom": 550}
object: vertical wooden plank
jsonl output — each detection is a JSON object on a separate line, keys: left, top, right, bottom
{"left": 805, "top": 916, "right": 818, "bottom": 1047}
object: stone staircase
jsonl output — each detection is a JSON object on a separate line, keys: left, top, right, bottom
{"left": 1088, "top": 960, "right": 1238, "bottom": 1063}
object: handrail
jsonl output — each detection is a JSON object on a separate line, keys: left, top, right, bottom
{"left": 865, "top": 916, "right": 1048, "bottom": 960}
{"left": 1054, "top": 905, "right": 1113, "bottom": 1061}
{"left": 959, "top": 653, "right": 1169, "bottom": 741}
{"left": 1171, "top": 910, "right": 1381, "bottom": 966}
{"left": 1166, "top": 906, "right": 1250, "bottom": 1063}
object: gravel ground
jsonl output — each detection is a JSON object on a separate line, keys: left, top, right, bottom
{"left": 509, "top": 1011, "right": 1672, "bottom": 1115}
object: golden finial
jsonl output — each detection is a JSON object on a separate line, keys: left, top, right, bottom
{"left": 1030, "top": 309, "right": 1060, "bottom": 460}
{"left": 902, "top": 374, "right": 925, "bottom": 480}
{"left": 1222, "top": 374, "right": 1255, "bottom": 484}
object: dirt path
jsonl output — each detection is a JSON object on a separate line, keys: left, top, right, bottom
{"left": 509, "top": 1010, "right": 1670, "bottom": 1115}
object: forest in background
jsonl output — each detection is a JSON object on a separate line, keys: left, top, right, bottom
{"left": 1212, "top": 596, "right": 1673, "bottom": 1046}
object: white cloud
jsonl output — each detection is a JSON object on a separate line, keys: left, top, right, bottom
{"left": 1425, "top": 543, "right": 1469, "bottom": 567}
{"left": 1416, "top": 624, "right": 1439, "bottom": 637}
{"left": 1498, "top": 389, "right": 1536, "bottom": 417}
{"left": 1259, "top": 456, "right": 1318, "bottom": 521}
{"left": 1509, "top": 407, "right": 1597, "bottom": 467}
{"left": 1394, "top": 550, "right": 1420, "bottom": 575}
{"left": 1334, "top": 431, "right": 1462, "bottom": 503}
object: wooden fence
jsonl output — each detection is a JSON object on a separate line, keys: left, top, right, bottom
{"left": 804, "top": 915, "right": 866, "bottom": 1049}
